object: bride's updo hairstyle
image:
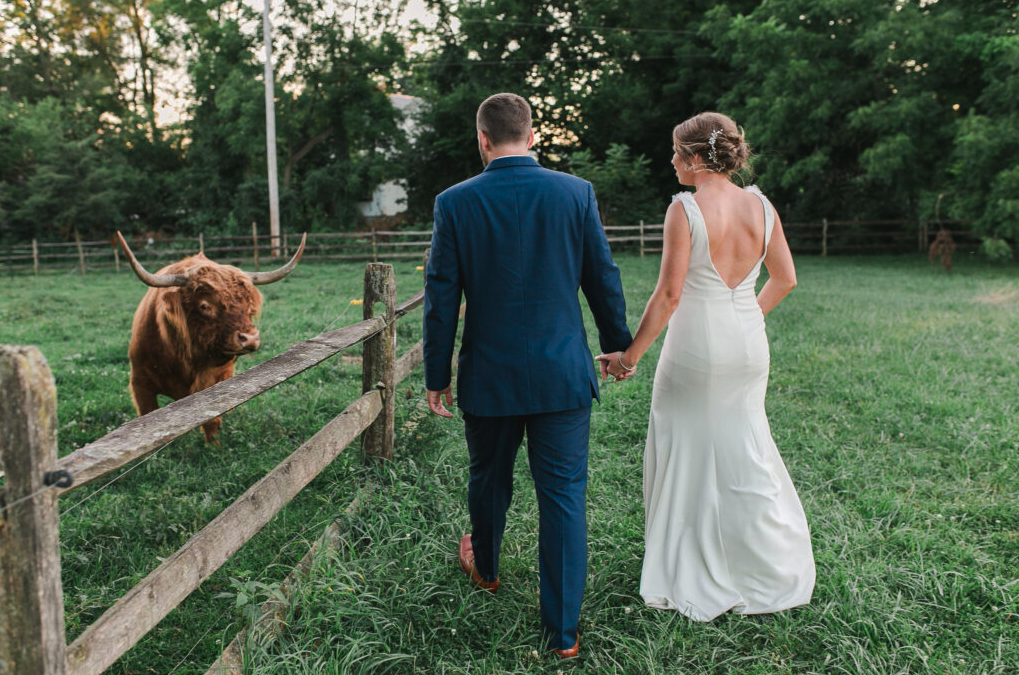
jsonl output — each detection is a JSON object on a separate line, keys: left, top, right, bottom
{"left": 673, "top": 111, "right": 751, "bottom": 175}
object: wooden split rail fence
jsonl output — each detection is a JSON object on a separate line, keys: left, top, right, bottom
{"left": 604, "top": 218, "right": 978, "bottom": 257}
{"left": 1, "top": 227, "right": 434, "bottom": 276}
{"left": 0, "top": 256, "right": 443, "bottom": 675}
{"left": 1, "top": 218, "right": 980, "bottom": 277}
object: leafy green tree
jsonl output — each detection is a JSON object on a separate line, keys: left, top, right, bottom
{"left": 942, "top": 8, "right": 1019, "bottom": 240}
{"left": 2, "top": 0, "right": 98, "bottom": 103}
{"left": 405, "top": 0, "right": 598, "bottom": 216}
{"left": 569, "top": 0, "right": 758, "bottom": 205}
{"left": 405, "top": 0, "right": 757, "bottom": 220}
{"left": 701, "top": 0, "right": 1019, "bottom": 234}
{"left": 0, "top": 97, "right": 142, "bottom": 241}
{"left": 569, "top": 143, "right": 656, "bottom": 226}
{"left": 274, "top": 0, "right": 408, "bottom": 231}
{"left": 167, "top": 4, "right": 264, "bottom": 234}
{"left": 700, "top": 1, "right": 892, "bottom": 220}
{"left": 1, "top": 0, "right": 185, "bottom": 241}
{"left": 849, "top": 0, "right": 1018, "bottom": 232}
{"left": 165, "top": 0, "right": 407, "bottom": 234}
{"left": 4, "top": 0, "right": 1018, "bottom": 243}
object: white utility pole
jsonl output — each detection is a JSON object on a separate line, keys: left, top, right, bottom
{"left": 263, "top": 0, "right": 281, "bottom": 257}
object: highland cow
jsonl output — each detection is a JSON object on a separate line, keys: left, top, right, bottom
{"left": 117, "top": 232, "right": 306, "bottom": 442}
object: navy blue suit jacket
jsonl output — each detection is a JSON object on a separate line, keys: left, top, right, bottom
{"left": 423, "top": 155, "right": 632, "bottom": 416}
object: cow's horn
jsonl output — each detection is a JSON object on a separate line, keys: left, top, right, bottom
{"left": 247, "top": 233, "right": 307, "bottom": 285}
{"left": 116, "top": 231, "right": 189, "bottom": 287}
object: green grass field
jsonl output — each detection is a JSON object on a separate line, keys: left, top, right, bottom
{"left": 1, "top": 253, "right": 1017, "bottom": 674}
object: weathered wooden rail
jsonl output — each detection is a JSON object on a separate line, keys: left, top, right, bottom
{"left": 605, "top": 218, "right": 980, "bottom": 258}
{"left": 1, "top": 216, "right": 983, "bottom": 277}
{"left": 1, "top": 229, "right": 434, "bottom": 275}
{"left": 0, "top": 257, "right": 437, "bottom": 675}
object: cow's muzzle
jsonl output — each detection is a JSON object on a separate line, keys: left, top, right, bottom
{"left": 229, "top": 330, "right": 260, "bottom": 355}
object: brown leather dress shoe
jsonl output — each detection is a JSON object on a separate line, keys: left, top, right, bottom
{"left": 458, "top": 534, "right": 499, "bottom": 593}
{"left": 551, "top": 637, "right": 579, "bottom": 658}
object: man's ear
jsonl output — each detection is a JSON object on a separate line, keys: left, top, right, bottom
{"left": 478, "top": 129, "right": 491, "bottom": 151}
{"left": 526, "top": 129, "right": 535, "bottom": 149}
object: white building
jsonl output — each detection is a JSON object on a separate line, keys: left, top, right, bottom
{"left": 357, "top": 94, "right": 423, "bottom": 219}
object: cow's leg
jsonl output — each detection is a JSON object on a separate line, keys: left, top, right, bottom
{"left": 197, "top": 361, "right": 235, "bottom": 444}
{"left": 201, "top": 417, "right": 222, "bottom": 444}
{"left": 130, "top": 371, "right": 160, "bottom": 417}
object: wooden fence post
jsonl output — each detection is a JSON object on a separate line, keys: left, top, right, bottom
{"left": 31, "top": 239, "right": 38, "bottom": 275}
{"left": 639, "top": 220, "right": 645, "bottom": 257}
{"left": 361, "top": 263, "right": 396, "bottom": 461}
{"left": 75, "top": 231, "right": 86, "bottom": 275}
{"left": 821, "top": 218, "right": 829, "bottom": 258}
{"left": 919, "top": 220, "right": 928, "bottom": 253}
{"left": 371, "top": 230, "right": 378, "bottom": 263}
{"left": 418, "top": 247, "right": 430, "bottom": 358}
{"left": 0, "top": 346, "right": 67, "bottom": 675}
{"left": 282, "top": 232, "right": 289, "bottom": 258}
{"left": 112, "top": 239, "right": 120, "bottom": 273}
{"left": 252, "top": 222, "right": 259, "bottom": 271}
{"left": 199, "top": 232, "right": 205, "bottom": 255}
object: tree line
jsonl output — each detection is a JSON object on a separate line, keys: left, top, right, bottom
{"left": 2, "top": 0, "right": 1016, "bottom": 252}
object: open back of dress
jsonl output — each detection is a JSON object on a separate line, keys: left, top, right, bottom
{"left": 640, "top": 186, "right": 815, "bottom": 620}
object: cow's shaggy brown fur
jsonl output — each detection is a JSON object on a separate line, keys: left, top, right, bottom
{"left": 128, "top": 254, "right": 264, "bottom": 442}
{"left": 929, "top": 229, "right": 956, "bottom": 273}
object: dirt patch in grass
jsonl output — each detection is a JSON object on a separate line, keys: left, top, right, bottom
{"left": 974, "top": 286, "right": 1019, "bottom": 306}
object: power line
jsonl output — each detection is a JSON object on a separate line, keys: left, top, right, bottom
{"left": 403, "top": 52, "right": 711, "bottom": 69}
{"left": 340, "top": 52, "right": 709, "bottom": 72}
{"left": 458, "top": 18, "right": 699, "bottom": 36}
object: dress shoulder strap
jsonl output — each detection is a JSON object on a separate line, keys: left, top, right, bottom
{"left": 744, "top": 185, "right": 775, "bottom": 247}
{"left": 672, "top": 192, "right": 698, "bottom": 234}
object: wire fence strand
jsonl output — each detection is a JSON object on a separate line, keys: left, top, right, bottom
{"left": 60, "top": 441, "right": 172, "bottom": 517}
{"left": 0, "top": 482, "right": 60, "bottom": 518}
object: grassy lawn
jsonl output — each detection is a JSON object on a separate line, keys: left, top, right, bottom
{"left": 1, "top": 253, "right": 1017, "bottom": 673}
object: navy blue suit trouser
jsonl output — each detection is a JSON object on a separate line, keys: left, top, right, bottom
{"left": 463, "top": 407, "right": 590, "bottom": 651}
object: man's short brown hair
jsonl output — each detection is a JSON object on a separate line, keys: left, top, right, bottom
{"left": 476, "top": 93, "right": 532, "bottom": 146}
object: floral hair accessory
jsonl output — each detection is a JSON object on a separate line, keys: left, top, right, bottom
{"left": 707, "top": 128, "right": 722, "bottom": 167}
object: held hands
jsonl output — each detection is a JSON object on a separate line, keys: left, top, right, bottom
{"left": 426, "top": 386, "right": 455, "bottom": 418}
{"left": 595, "top": 352, "right": 637, "bottom": 382}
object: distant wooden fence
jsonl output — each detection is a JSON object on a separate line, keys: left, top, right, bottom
{"left": 0, "top": 226, "right": 434, "bottom": 276}
{"left": 0, "top": 217, "right": 983, "bottom": 277}
{"left": 0, "top": 256, "right": 441, "bottom": 675}
{"left": 605, "top": 218, "right": 979, "bottom": 257}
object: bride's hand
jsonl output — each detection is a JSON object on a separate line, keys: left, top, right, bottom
{"left": 595, "top": 352, "right": 637, "bottom": 381}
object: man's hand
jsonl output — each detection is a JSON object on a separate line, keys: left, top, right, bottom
{"left": 595, "top": 352, "right": 637, "bottom": 382}
{"left": 427, "top": 386, "right": 455, "bottom": 418}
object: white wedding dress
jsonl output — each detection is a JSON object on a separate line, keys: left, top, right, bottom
{"left": 640, "top": 186, "right": 815, "bottom": 621}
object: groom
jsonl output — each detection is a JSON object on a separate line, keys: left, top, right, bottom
{"left": 423, "top": 92, "right": 632, "bottom": 657}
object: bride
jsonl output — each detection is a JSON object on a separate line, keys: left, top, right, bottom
{"left": 597, "top": 111, "right": 815, "bottom": 621}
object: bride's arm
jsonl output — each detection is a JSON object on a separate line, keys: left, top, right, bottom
{"left": 598, "top": 199, "right": 691, "bottom": 378}
{"left": 757, "top": 208, "right": 796, "bottom": 315}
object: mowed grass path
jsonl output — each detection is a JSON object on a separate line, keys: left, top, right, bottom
{"left": 1, "top": 254, "right": 1017, "bottom": 673}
